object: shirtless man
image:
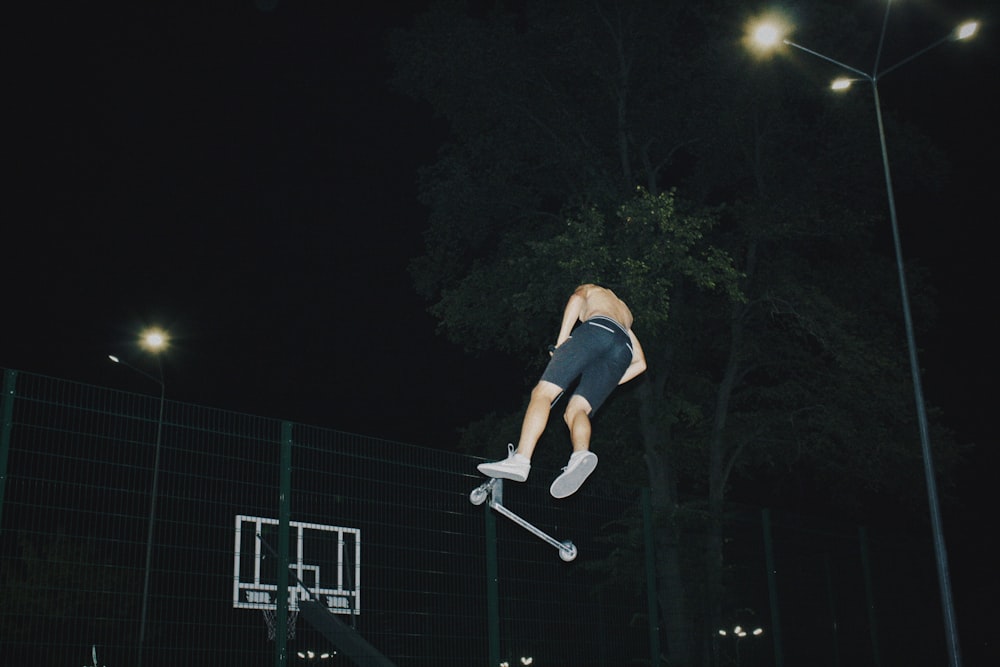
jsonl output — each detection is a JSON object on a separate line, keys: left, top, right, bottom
{"left": 478, "top": 284, "right": 647, "bottom": 497}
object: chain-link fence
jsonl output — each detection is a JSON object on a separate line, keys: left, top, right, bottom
{"left": 0, "top": 368, "right": 945, "bottom": 667}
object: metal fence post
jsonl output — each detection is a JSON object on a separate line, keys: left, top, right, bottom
{"left": 762, "top": 508, "right": 784, "bottom": 667}
{"left": 824, "top": 554, "right": 841, "bottom": 666}
{"left": 641, "top": 488, "right": 660, "bottom": 666}
{"left": 485, "top": 498, "right": 500, "bottom": 666}
{"left": 0, "top": 370, "right": 16, "bottom": 534}
{"left": 275, "top": 421, "right": 293, "bottom": 667}
{"left": 859, "top": 526, "right": 882, "bottom": 667}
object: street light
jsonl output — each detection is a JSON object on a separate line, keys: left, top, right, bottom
{"left": 296, "top": 650, "right": 336, "bottom": 661}
{"left": 718, "top": 625, "right": 764, "bottom": 666}
{"left": 749, "top": 5, "right": 978, "bottom": 667}
{"left": 109, "top": 327, "right": 168, "bottom": 667}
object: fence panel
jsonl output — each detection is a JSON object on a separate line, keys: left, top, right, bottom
{"left": 0, "top": 368, "right": 946, "bottom": 666}
{"left": 0, "top": 370, "right": 647, "bottom": 667}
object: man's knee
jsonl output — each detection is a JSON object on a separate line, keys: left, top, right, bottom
{"left": 531, "top": 380, "right": 563, "bottom": 403}
{"left": 563, "top": 395, "right": 592, "bottom": 423}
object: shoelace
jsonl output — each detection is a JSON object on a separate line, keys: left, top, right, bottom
{"left": 561, "top": 454, "right": 590, "bottom": 472}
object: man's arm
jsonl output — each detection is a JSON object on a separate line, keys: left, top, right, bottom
{"left": 554, "top": 286, "right": 588, "bottom": 347}
{"left": 618, "top": 329, "right": 647, "bottom": 385}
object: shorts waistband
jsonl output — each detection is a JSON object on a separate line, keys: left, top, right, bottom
{"left": 586, "top": 315, "right": 629, "bottom": 336}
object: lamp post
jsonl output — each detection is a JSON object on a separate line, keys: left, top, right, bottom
{"left": 109, "top": 327, "right": 169, "bottom": 667}
{"left": 749, "top": 5, "right": 978, "bottom": 667}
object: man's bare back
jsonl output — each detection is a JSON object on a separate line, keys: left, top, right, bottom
{"left": 574, "top": 284, "right": 634, "bottom": 330}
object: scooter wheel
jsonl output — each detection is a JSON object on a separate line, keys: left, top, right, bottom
{"left": 469, "top": 487, "right": 488, "bottom": 505}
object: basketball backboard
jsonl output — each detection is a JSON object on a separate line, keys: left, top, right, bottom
{"left": 233, "top": 514, "right": 361, "bottom": 616}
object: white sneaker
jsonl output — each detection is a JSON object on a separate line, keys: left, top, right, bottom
{"left": 549, "top": 451, "right": 598, "bottom": 498}
{"left": 477, "top": 444, "right": 531, "bottom": 482}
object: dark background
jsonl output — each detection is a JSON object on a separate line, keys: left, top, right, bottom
{"left": 3, "top": 1, "right": 996, "bottom": 660}
{"left": 6, "top": 0, "right": 526, "bottom": 447}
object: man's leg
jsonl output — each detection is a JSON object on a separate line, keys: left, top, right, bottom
{"left": 550, "top": 395, "right": 598, "bottom": 498}
{"left": 563, "top": 395, "right": 593, "bottom": 453}
{"left": 477, "top": 380, "right": 562, "bottom": 481}
{"left": 515, "top": 380, "right": 564, "bottom": 459}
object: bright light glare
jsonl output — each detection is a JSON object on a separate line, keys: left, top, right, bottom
{"left": 521, "top": 658, "right": 534, "bottom": 666}
{"left": 140, "top": 327, "right": 169, "bottom": 352}
{"left": 753, "top": 627, "right": 764, "bottom": 636}
{"left": 745, "top": 16, "right": 790, "bottom": 55}
{"left": 956, "top": 21, "right": 978, "bottom": 40}
{"left": 754, "top": 24, "right": 781, "bottom": 47}
{"left": 831, "top": 78, "right": 853, "bottom": 91}
{"left": 108, "top": 355, "right": 121, "bottom": 363}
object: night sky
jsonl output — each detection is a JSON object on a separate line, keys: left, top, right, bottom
{"left": 7, "top": 1, "right": 526, "bottom": 447}
{"left": 4, "top": 0, "right": 998, "bottom": 658}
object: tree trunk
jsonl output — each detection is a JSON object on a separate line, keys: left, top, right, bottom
{"left": 639, "top": 376, "right": 695, "bottom": 666}
{"left": 704, "top": 243, "right": 756, "bottom": 665}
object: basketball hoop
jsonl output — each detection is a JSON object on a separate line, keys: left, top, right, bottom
{"left": 262, "top": 608, "right": 299, "bottom": 641}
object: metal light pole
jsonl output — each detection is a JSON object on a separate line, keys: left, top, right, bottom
{"left": 750, "top": 6, "right": 979, "bottom": 667}
{"left": 109, "top": 327, "right": 169, "bottom": 667}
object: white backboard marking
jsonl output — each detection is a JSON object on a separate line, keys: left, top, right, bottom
{"left": 233, "top": 514, "right": 361, "bottom": 615}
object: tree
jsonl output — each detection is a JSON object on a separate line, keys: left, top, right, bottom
{"left": 390, "top": 2, "right": 959, "bottom": 664}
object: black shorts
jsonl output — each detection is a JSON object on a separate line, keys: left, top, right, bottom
{"left": 540, "top": 316, "right": 634, "bottom": 414}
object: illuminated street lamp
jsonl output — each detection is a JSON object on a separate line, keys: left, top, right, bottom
{"left": 748, "top": 5, "right": 977, "bottom": 667}
{"left": 140, "top": 328, "right": 168, "bottom": 353}
{"left": 296, "top": 650, "right": 335, "bottom": 661}
{"left": 109, "top": 326, "right": 169, "bottom": 667}
{"left": 718, "top": 625, "right": 764, "bottom": 666}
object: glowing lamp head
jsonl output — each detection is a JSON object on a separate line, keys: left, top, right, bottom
{"left": 956, "top": 21, "right": 978, "bottom": 41}
{"left": 746, "top": 15, "right": 791, "bottom": 55}
{"left": 753, "top": 24, "right": 782, "bottom": 48}
{"left": 141, "top": 328, "right": 169, "bottom": 353}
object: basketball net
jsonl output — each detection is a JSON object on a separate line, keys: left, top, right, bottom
{"left": 262, "top": 608, "right": 299, "bottom": 641}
